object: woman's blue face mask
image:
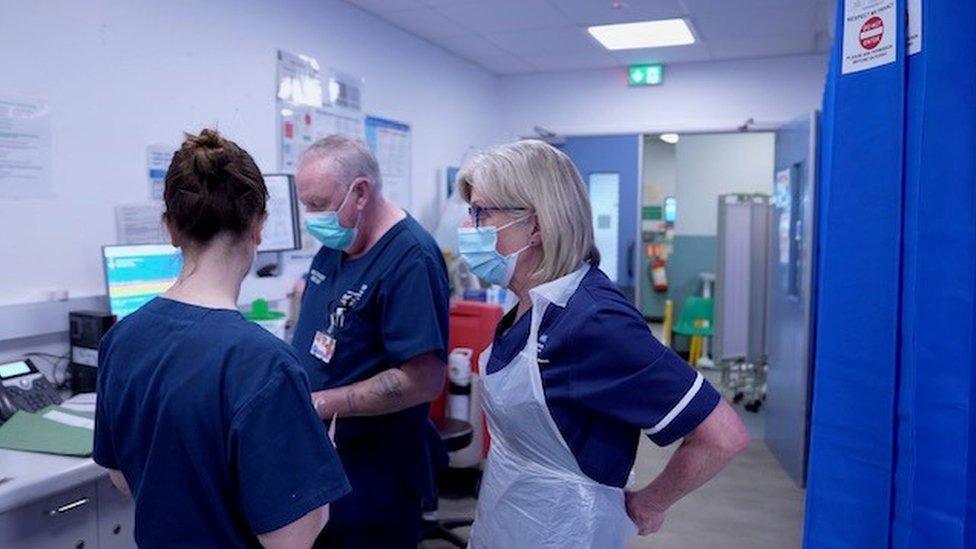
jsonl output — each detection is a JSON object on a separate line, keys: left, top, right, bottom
{"left": 304, "top": 185, "right": 360, "bottom": 250}
{"left": 457, "top": 215, "right": 531, "bottom": 287}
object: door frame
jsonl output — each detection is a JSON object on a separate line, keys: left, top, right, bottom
{"left": 635, "top": 136, "right": 644, "bottom": 310}
{"left": 563, "top": 128, "right": 783, "bottom": 314}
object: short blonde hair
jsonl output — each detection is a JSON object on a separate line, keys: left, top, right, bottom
{"left": 458, "top": 140, "right": 599, "bottom": 284}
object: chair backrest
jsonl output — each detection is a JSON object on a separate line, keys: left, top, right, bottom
{"left": 678, "top": 297, "right": 714, "bottom": 326}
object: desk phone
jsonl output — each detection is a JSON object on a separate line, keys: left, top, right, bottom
{"left": 0, "top": 359, "right": 63, "bottom": 423}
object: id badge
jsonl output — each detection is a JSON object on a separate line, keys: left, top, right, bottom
{"left": 310, "top": 330, "right": 337, "bottom": 364}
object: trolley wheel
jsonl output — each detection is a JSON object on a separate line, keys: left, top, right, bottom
{"left": 733, "top": 392, "right": 745, "bottom": 404}
{"left": 745, "top": 400, "right": 762, "bottom": 413}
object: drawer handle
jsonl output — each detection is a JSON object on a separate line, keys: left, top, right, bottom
{"left": 47, "top": 498, "right": 89, "bottom": 516}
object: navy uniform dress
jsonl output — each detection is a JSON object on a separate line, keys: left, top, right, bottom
{"left": 93, "top": 298, "right": 350, "bottom": 548}
{"left": 486, "top": 266, "right": 720, "bottom": 484}
{"left": 469, "top": 265, "right": 721, "bottom": 547}
{"left": 291, "top": 214, "right": 450, "bottom": 548}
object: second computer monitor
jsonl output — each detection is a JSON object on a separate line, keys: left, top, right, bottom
{"left": 102, "top": 244, "right": 183, "bottom": 320}
{"left": 259, "top": 173, "right": 302, "bottom": 253}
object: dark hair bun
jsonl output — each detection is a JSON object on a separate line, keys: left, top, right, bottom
{"left": 187, "top": 129, "right": 233, "bottom": 182}
{"left": 163, "top": 129, "right": 267, "bottom": 244}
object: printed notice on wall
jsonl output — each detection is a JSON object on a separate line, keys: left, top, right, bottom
{"left": 280, "top": 106, "right": 365, "bottom": 173}
{"left": 907, "top": 0, "right": 922, "bottom": 55}
{"left": 115, "top": 203, "right": 166, "bottom": 245}
{"left": 147, "top": 145, "right": 176, "bottom": 200}
{"left": 0, "top": 94, "right": 52, "bottom": 198}
{"left": 365, "top": 116, "right": 411, "bottom": 211}
{"left": 842, "top": 0, "right": 896, "bottom": 74}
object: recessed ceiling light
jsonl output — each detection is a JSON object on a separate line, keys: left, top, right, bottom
{"left": 588, "top": 19, "right": 695, "bottom": 51}
{"left": 660, "top": 133, "right": 680, "bottom": 144}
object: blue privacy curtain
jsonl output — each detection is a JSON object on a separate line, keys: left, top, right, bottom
{"left": 893, "top": 1, "right": 976, "bottom": 546}
{"left": 805, "top": 1, "right": 976, "bottom": 547}
{"left": 804, "top": 1, "right": 905, "bottom": 546}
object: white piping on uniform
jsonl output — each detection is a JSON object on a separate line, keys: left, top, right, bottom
{"left": 645, "top": 372, "right": 704, "bottom": 435}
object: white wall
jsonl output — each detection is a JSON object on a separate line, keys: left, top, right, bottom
{"left": 0, "top": 0, "right": 501, "bottom": 306}
{"left": 499, "top": 55, "right": 827, "bottom": 139}
{"left": 674, "top": 133, "right": 775, "bottom": 236}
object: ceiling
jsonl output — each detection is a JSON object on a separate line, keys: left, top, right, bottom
{"left": 344, "top": 0, "right": 835, "bottom": 75}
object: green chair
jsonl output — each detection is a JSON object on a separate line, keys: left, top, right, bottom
{"left": 672, "top": 297, "right": 714, "bottom": 366}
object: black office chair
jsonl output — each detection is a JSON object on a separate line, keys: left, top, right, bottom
{"left": 420, "top": 417, "right": 475, "bottom": 548}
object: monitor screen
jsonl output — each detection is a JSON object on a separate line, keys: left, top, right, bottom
{"left": 259, "top": 174, "right": 301, "bottom": 253}
{"left": 103, "top": 244, "right": 183, "bottom": 319}
{"left": 664, "top": 196, "right": 677, "bottom": 224}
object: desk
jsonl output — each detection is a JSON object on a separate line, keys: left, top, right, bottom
{"left": 0, "top": 448, "right": 105, "bottom": 514}
{"left": 0, "top": 396, "right": 135, "bottom": 548}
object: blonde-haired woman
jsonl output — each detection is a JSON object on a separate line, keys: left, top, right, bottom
{"left": 457, "top": 140, "right": 750, "bottom": 548}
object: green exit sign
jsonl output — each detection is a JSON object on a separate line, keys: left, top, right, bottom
{"left": 628, "top": 64, "right": 664, "bottom": 86}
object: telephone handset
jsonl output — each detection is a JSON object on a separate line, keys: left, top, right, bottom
{"left": 0, "top": 359, "right": 63, "bottom": 424}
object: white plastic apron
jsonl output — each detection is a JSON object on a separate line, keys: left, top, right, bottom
{"left": 468, "top": 266, "right": 638, "bottom": 549}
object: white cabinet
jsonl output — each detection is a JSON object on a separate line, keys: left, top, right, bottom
{"left": 0, "top": 482, "right": 98, "bottom": 548}
{"left": 95, "top": 476, "right": 135, "bottom": 549}
{"left": 0, "top": 476, "right": 135, "bottom": 548}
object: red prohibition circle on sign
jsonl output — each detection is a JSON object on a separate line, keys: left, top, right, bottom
{"left": 860, "top": 16, "right": 884, "bottom": 50}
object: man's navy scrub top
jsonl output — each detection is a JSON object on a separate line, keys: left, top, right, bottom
{"left": 290, "top": 214, "right": 450, "bottom": 519}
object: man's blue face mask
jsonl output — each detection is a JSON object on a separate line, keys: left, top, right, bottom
{"left": 457, "top": 215, "right": 531, "bottom": 287}
{"left": 304, "top": 185, "right": 360, "bottom": 251}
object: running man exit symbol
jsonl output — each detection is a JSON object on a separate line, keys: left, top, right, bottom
{"left": 628, "top": 64, "right": 664, "bottom": 87}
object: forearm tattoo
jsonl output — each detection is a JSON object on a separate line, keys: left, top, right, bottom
{"left": 371, "top": 370, "right": 404, "bottom": 399}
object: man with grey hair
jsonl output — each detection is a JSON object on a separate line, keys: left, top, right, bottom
{"left": 291, "top": 135, "right": 450, "bottom": 548}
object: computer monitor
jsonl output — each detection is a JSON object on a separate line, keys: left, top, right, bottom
{"left": 102, "top": 244, "right": 183, "bottom": 319}
{"left": 259, "top": 173, "right": 302, "bottom": 253}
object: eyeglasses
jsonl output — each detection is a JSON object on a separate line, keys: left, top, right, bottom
{"left": 467, "top": 205, "right": 529, "bottom": 228}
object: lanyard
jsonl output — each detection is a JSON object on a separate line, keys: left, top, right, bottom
{"left": 326, "top": 283, "right": 368, "bottom": 336}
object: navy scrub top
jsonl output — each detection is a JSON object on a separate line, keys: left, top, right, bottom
{"left": 93, "top": 298, "right": 350, "bottom": 548}
{"left": 486, "top": 266, "right": 721, "bottom": 488}
{"left": 291, "top": 214, "right": 449, "bottom": 487}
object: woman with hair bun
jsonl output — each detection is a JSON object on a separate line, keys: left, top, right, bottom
{"left": 92, "top": 129, "right": 350, "bottom": 548}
